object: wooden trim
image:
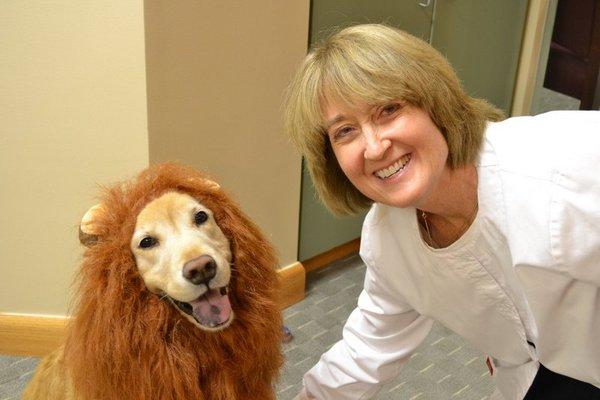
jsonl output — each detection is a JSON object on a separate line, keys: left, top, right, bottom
{"left": 278, "top": 261, "right": 306, "bottom": 309}
{"left": 302, "top": 238, "right": 360, "bottom": 273}
{"left": 0, "top": 314, "right": 68, "bottom": 357}
{"left": 0, "top": 265, "right": 306, "bottom": 357}
{"left": 511, "top": 0, "right": 551, "bottom": 116}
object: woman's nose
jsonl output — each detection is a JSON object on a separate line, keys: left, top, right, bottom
{"left": 363, "top": 127, "right": 391, "bottom": 160}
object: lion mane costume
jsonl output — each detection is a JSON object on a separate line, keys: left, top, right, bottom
{"left": 23, "top": 163, "right": 283, "bottom": 400}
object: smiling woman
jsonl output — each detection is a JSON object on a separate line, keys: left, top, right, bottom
{"left": 284, "top": 24, "right": 600, "bottom": 400}
{"left": 284, "top": 24, "right": 503, "bottom": 217}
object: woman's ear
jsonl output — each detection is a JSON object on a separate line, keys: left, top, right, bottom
{"left": 79, "top": 204, "right": 106, "bottom": 247}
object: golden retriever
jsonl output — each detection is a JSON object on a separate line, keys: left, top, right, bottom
{"left": 23, "top": 163, "right": 283, "bottom": 400}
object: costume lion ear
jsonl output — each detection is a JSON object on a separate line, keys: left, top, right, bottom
{"left": 79, "top": 203, "right": 106, "bottom": 247}
{"left": 186, "top": 176, "right": 221, "bottom": 190}
{"left": 204, "top": 179, "right": 220, "bottom": 190}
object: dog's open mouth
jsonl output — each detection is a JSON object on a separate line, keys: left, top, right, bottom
{"left": 169, "top": 286, "right": 233, "bottom": 330}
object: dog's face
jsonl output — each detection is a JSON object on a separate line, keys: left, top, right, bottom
{"left": 129, "top": 191, "right": 234, "bottom": 331}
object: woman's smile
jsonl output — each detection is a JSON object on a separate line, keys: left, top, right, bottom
{"left": 373, "top": 153, "right": 412, "bottom": 180}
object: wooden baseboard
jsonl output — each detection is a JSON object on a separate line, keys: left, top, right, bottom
{"left": 278, "top": 261, "right": 306, "bottom": 309}
{"left": 0, "top": 264, "right": 306, "bottom": 357}
{"left": 0, "top": 314, "right": 68, "bottom": 357}
{"left": 302, "top": 238, "right": 360, "bottom": 273}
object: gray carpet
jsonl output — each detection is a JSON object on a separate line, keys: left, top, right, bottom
{"left": 532, "top": 87, "right": 582, "bottom": 115}
{"left": 0, "top": 356, "right": 38, "bottom": 400}
{"left": 277, "top": 255, "right": 493, "bottom": 400}
{"left": 1, "top": 254, "right": 493, "bottom": 400}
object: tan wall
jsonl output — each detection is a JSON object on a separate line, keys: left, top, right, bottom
{"left": 144, "top": 1, "right": 308, "bottom": 266}
{"left": 1, "top": 1, "right": 308, "bottom": 318}
{"left": 0, "top": 1, "right": 149, "bottom": 315}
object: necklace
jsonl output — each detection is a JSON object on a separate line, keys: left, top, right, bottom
{"left": 419, "top": 201, "right": 479, "bottom": 248}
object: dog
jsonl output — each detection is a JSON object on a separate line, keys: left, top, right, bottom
{"left": 23, "top": 163, "right": 284, "bottom": 400}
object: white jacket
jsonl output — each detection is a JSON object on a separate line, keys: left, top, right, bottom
{"left": 303, "top": 111, "right": 600, "bottom": 400}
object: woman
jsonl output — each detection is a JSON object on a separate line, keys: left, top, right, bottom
{"left": 284, "top": 24, "right": 600, "bottom": 399}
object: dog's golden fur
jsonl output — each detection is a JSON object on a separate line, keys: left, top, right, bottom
{"left": 23, "top": 163, "right": 283, "bottom": 400}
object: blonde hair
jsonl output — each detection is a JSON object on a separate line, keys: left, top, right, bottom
{"left": 284, "top": 24, "right": 504, "bottom": 216}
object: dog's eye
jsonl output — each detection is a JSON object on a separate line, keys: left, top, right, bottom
{"left": 139, "top": 236, "right": 158, "bottom": 249}
{"left": 194, "top": 211, "right": 208, "bottom": 225}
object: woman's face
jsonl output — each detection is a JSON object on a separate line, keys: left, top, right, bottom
{"left": 323, "top": 99, "right": 449, "bottom": 209}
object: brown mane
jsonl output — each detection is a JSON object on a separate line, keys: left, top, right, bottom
{"left": 63, "top": 163, "right": 283, "bottom": 400}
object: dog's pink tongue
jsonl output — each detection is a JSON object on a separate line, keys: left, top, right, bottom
{"left": 191, "top": 289, "right": 232, "bottom": 328}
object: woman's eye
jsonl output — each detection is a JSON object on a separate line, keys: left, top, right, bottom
{"left": 139, "top": 236, "right": 158, "bottom": 249}
{"left": 332, "top": 126, "right": 355, "bottom": 141}
{"left": 194, "top": 210, "right": 208, "bottom": 225}
{"left": 380, "top": 103, "right": 401, "bottom": 117}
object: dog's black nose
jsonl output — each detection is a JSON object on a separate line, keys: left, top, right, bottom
{"left": 182, "top": 255, "right": 217, "bottom": 286}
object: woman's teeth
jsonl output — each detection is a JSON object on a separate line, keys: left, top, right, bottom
{"left": 374, "top": 154, "right": 411, "bottom": 179}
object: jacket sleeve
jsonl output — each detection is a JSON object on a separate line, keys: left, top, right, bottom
{"left": 302, "top": 263, "right": 433, "bottom": 399}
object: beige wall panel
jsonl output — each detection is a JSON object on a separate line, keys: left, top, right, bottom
{"left": 0, "top": 1, "right": 149, "bottom": 315}
{"left": 145, "top": 1, "right": 308, "bottom": 266}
